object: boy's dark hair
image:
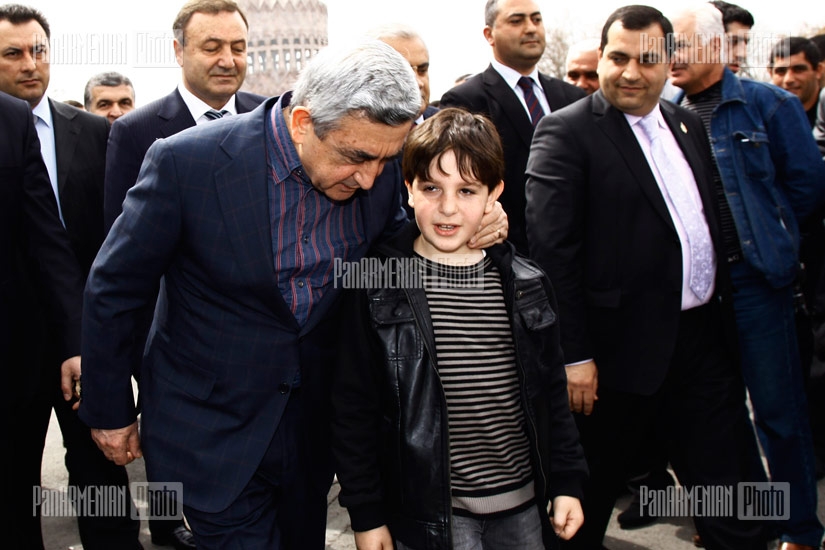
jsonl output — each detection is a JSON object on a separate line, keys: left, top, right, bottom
{"left": 403, "top": 107, "right": 504, "bottom": 192}
{"left": 770, "top": 36, "right": 822, "bottom": 68}
{"left": 708, "top": 1, "right": 754, "bottom": 31}
{"left": 0, "top": 4, "right": 50, "bottom": 38}
{"left": 600, "top": 5, "right": 674, "bottom": 58}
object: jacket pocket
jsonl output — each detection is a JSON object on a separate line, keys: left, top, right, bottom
{"left": 515, "top": 279, "right": 557, "bottom": 330}
{"left": 732, "top": 130, "right": 772, "bottom": 182}
{"left": 369, "top": 297, "right": 422, "bottom": 360}
{"left": 152, "top": 338, "right": 217, "bottom": 400}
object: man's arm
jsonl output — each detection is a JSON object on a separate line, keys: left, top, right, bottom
{"left": 525, "top": 113, "right": 597, "bottom": 410}
{"left": 80, "top": 138, "right": 183, "bottom": 431}
{"left": 768, "top": 93, "right": 825, "bottom": 222}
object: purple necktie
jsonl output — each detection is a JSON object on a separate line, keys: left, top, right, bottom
{"left": 517, "top": 76, "right": 545, "bottom": 128}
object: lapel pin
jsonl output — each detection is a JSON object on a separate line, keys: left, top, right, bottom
{"left": 680, "top": 122, "right": 688, "bottom": 134}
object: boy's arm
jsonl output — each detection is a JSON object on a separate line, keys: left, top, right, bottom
{"left": 538, "top": 273, "right": 589, "bottom": 500}
{"left": 331, "top": 288, "right": 390, "bottom": 533}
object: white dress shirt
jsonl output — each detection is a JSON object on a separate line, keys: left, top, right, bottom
{"left": 32, "top": 95, "right": 64, "bottom": 226}
{"left": 178, "top": 83, "right": 237, "bottom": 125}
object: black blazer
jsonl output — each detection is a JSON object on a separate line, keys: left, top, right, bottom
{"left": 440, "top": 65, "right": 585, "bottom": 253}
{"left": 525, "top": 91, "right": 730, "bottom": 395}
{"left": 103, "top": 89, "right": 266, "bottom": 232}
{"left": 0, "top": 92, "right": 83, "bottom": 366}
{"left": 50, "top": 99, "right": 110, "bottom": 276}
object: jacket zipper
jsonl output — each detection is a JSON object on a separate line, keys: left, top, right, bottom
{"left": 403, "top": 285, "right": 454, "bottom": 548}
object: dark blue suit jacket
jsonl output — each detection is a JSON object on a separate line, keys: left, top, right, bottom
{"left": 80, "top": 97, "right": 407, "bottom": 512}
{"left": 103, "top": 88, "right": 265, "bottom": 232}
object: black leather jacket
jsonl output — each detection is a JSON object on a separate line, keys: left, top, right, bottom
{"left": 331, "top": 223, "right": 587, "bottom": 550}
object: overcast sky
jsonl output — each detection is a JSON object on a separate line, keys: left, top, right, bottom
{"left": 27, "top": 0, "right": 823, "bottom": 106}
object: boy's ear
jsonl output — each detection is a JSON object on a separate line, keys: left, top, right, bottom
{"left": 485, "top": 180, "right": 504, "bottom": 211}
{"left": 405, "top": 180, "right": 414, "bottom": 208}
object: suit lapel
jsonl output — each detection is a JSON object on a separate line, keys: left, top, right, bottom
{"left": 482, "top": 66, "right": 534, "bottom": 148}
{"left": 592, "top": 94, "right": 676, "bottom": 233}
{"left": 539, "top": 74, "right": 567, "bottom": 112}
{"left": 50, "top": 99, "right": 80, "bottom": 198}
{"left": 212, "top": 102, "right": 295, "bottom": 324}
{"left": 157, "top": 90, "right": 196, "bottom": 138}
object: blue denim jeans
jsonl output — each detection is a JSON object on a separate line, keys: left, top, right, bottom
{"left": 451, "top": 505, "right": 544, "bottom": 550}
{"left": 394, "top": 505, "right": 545, "bottom": 550}
{"left": 730, "top": 260, "right": 824, "bottom": 546}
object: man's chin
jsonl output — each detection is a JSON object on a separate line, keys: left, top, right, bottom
{"left": 323, "top": 187, "right": 359, "bottom": 202}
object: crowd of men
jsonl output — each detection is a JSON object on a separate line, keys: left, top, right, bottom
{"left": 1, "top": 0, "right": 824, "bottom": 548}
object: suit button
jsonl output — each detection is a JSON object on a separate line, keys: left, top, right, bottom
{"left": 278, "top": 383, "right": 290, "bottom": 394}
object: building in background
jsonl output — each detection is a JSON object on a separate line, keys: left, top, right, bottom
{"left": 240, "top": 0, "right": 328, "bottom": 96}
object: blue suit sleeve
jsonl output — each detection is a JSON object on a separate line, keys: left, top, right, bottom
{"left": 80, "top": 138, "right": 182, "bottom": 429}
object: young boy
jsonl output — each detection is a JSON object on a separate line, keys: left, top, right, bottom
{"left": 331, "top": 108, "right": 587, "bottom": 550}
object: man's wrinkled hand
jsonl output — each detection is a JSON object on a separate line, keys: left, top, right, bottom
{"left": 468, "top": 200, "right": 508, "bottom": 248}
{"left": 60, "top": 355, "right": 81, "bottom": 411}
{"left": 91, "top": 422, "right": 142, "bottom": 465}
{"left": 566, "top": 360, "right": 598, "bottom": 415}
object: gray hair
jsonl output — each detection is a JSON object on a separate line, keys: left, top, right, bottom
{"left": 484, "top": 0, "right": 500, "bottom": 27}
{"left": 291, "top": 40, "right": 421, "bottom": 139}
{"left": 675, "top": 3, "right": 726, "bottom": 55}
{"left": 565, "top": 38, "right": 601, "bottom": 66}
{"left": 83, "top": 71, "right": 134, "bottom": 109}
{"left": 368, "top": 23, "right": 422, "bottom": 43}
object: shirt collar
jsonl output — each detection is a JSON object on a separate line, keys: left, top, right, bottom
{"left": 624, "top": 103, "right": 664, "bottom": 129}
{"left": 490, "top": 59, "right": 543, "bottom": 92}
{"left": 177, "top": 83, "right": 237, "bottom": 122}
{"left": 31, "top": 94, "right": 52, "bottom": 126}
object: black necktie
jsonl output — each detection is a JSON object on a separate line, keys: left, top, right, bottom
{"left": 517, "top": 76, "right": 545, "bottom": 128}
{"left": 204, "top": 109, "right": 229, "bottom": 121}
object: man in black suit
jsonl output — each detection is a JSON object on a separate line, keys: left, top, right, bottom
{"left": 0, "top": 87, "right": 85, "bottom": 550}
{"left": 0, "top": 5, "right": 144, "bottom": 548}
{"left": 440, "top": 0, "right": 585, "bottom": 254}
{"left": 103, "top": 0, "right": 265, "bottom": 232}
{"left": 525, "top": 6, "right": 765, "bottom": 549}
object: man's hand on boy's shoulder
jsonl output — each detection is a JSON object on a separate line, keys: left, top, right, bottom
{"left": 468, "top": 200, "right": 508, "bottom": 248}
{"left": 548, "top": 495, "right": 584, "bottom": 540}
{"left": 354, "top": 525, "right": 394, "bottom": 550}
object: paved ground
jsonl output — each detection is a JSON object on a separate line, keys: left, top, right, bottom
{"left": 40, "top": 409, "right": 825, "bottom": 549}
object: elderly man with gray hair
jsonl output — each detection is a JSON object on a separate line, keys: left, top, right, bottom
{"left": 670, "top": 4, "right": 825, "bottom": 549}
{"left": 80, "top": 40, "right": 506, "bottom": 549}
